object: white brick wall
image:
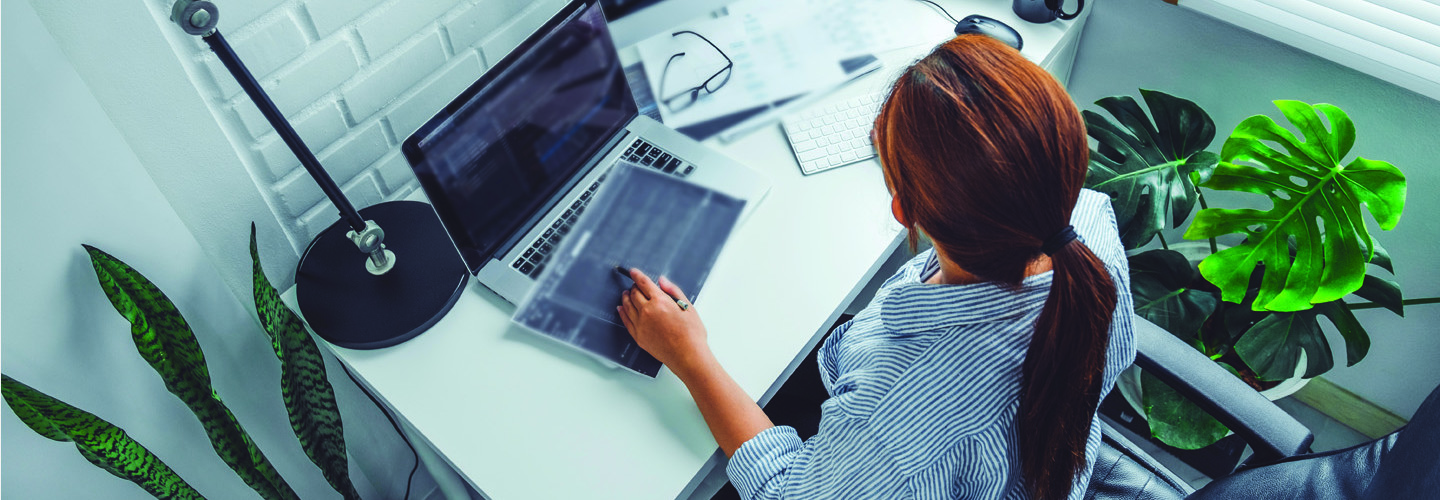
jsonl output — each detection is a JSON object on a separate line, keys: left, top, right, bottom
{"left": 159, "top": 0, "right": 567, "bottom": 247}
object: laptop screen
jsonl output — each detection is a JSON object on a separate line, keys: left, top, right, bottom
{"left": 404, "top": 0, "right": 637, "bottom": 270}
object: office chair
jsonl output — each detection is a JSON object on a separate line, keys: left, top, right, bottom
{"left": 1084, "top": 317, "right": 1440, "bottom": 500}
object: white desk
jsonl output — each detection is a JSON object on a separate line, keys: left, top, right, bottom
{"left": 301, "top": 2, "right": 1090, "bottom": 498}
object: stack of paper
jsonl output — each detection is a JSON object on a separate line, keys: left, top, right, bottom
{"left": 634, "top": 0, "right": 933, "bottom": 135}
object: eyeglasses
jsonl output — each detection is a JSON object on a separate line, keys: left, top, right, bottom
{"left": 658, "top": 30, "right": 733, "bottom": 114}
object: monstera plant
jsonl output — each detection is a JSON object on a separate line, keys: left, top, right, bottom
{"left": 1084, "top": 90, "right": 1434, "bottom": 450}
{"left": 3, "top": 227, "right": 359, "bottom": 499}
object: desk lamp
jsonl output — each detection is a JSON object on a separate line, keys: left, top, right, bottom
{"left": 170, "top": 0, "right": 469, "bottom": 349}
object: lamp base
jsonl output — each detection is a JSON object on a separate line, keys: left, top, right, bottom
{"left": 296, "top": 200, "right": 469, "bottom": 349}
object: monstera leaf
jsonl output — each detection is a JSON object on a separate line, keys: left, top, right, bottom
{"left": 84, "top": 245, "right": 299, "bottom": 500}
{"left": 1234, "top": 299, "right": 1373, "bottom": 381}
{"left": 1142, "top": 371, "right": 1230, "bottom": 450}
{"left": 250, "top": 224, "right": 359, "bottom": 500}
{"left": 1184, "top": 101, "right": 1406, "bottom": 312}
{"left": 1354, "top": 274, "right": 1404, "bottom": 316}
{"left": 3, "top": 375, "right": 206, "bottom": 500}
{"left": 1222, "top": 263, "right": 1378, "bottom": 382}
{"left": 1129, "top": 249, "right": 1218, "bottom": 340}
{"left": 1085, "top": 89, "right": 1220, "bottom": 249}
{"left": 1350, "top": 238, "right": 1405, "bottom": 316}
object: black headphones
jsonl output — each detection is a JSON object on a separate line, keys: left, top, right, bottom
{"left": 1012, "top": 0, "right": 1085, "bottom": 23}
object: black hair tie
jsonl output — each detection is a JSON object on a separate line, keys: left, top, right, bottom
{"left": 1041, "top": 225, "right": 1078, "bottom": 256}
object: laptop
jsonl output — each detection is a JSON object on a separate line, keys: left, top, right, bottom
{"left": 402, "top": 0, "right": 770, "bottom": 305}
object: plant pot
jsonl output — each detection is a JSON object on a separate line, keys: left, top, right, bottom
{"left": 1257, "top": 369, "right": 1311, "bottom": 400}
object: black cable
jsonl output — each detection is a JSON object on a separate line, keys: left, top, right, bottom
{"left": 340, "top": 361, "right": 419, "bottom": 500}
{"left": 915, "top": 0, "right": 960, "bottom": 24}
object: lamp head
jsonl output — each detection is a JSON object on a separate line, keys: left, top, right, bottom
{"left": 171, "top": 0, "right": 219, "bottom": 36}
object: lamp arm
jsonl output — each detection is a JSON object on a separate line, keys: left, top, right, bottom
{"left": 203, "top": 32, "right": 368, "bottom": 236}
{"left": 171, "top": 0, "right": 389, "bottom": 271}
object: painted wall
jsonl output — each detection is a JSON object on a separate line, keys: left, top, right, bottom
{"left": 1, "top": 2, "right": 427, "bottom": 497}
{"left": 1067, "top": 0, "right": 1440, "bottom": 418}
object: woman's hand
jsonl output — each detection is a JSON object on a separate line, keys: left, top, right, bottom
{"left": 617, "top": 269, "right": 712, "bottom": 376}
{"left": 618, "top": 269, "right": 774, "bottom": 456}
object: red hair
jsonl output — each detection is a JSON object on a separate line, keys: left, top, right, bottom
{"left": 874, "top": 35, "right": 1117, "bottom": 500}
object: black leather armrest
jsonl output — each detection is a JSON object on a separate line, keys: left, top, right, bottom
{"left": 1131, "top": 316, "right": 1314, "bottom": 463}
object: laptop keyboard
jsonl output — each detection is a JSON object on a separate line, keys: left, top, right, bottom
{"left": 510, "top": 138, "right": 696, "bottom": 278}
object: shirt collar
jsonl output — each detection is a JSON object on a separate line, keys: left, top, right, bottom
{"left": 878, "top": 250, "right": 1052, "bottom": 334}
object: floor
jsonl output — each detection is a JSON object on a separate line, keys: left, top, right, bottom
{"left": 1273, "top": 398, "right": 1373, "bottom": 453}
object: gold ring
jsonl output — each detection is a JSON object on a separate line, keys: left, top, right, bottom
{"left": 676, "top": 299, "right": 690, "bottom": 311}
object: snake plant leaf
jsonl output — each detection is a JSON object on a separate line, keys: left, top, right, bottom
{"left": 250, "top": 224, "right": 360, "bottom": 500}
{"left": 1233, "top": 308, "right": 1335, "bottom": 381}
{"left": 83, "top": 245, "right": 299, "bottom": 500}
{"left": 1129, "top": 249, "right": 1219, "bottom": 340}
{"left": 1141, "top": 371, "right": 1229, "bottom": 450}
{"left": 1184, "top": 101, "right": 1407, "bottom": 312}
{"left": 1084, "top": 89, "right": 1219, "bottom": 249}
{"left": 1353, "top": 274, "right": 1404, "bottom": 317}
{"left": 2, "top": 374, "right": 206, "bottom": 500}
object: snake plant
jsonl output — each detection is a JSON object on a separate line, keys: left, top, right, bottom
{"left": 251, "top": 224, "right": 359, "bottom": 500}
{"left": 5, "top": 235, "right": 363, "bottom": 499}
{"left": 84, "top": 244, "right": 300, "bottom": 500}
{"left": 2, "top": 375, "right": 206, "bottom": 499}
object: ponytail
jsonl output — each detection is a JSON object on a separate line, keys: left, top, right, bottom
{"left": 1019, "top": 236, "right": 1116, "bottom": 500}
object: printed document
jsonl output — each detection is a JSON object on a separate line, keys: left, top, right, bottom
{"left": 513, "top": 162, "right": 746, "bottom": 377}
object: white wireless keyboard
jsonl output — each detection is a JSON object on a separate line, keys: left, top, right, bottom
{"left": 782, "top": 91, "right": 885, "bottom": 175}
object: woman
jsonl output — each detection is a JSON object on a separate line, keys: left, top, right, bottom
{"left": 617, "top": 35, "right": 1135, "bottom": 500}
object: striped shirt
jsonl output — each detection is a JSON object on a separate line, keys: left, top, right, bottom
{"left": 726, "top": 189, "right": 1136, "bottom": 499}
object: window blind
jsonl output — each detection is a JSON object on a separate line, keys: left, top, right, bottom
{"left": 1180, "top": 0, "right": 1440, "bottom": 102}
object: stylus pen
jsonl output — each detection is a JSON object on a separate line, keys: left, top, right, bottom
{"left": 613, "top": 265, "right": 634, "bottom": 283}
